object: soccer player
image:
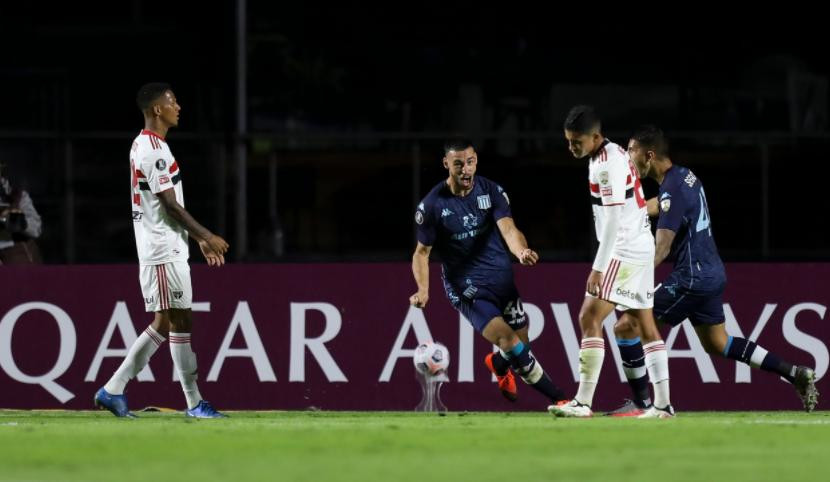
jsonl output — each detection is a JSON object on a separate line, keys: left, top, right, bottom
{"left": 94, "top": 83, "right": 230, "bottom": 418}
{"left": 549, "top": 106, "right": 674, "bottom": 418}
{"left": 409, "top": 137, "right": 567, "bottom": 407}
{"left": 608, "top": 125, "right": 818, "bottom": 415}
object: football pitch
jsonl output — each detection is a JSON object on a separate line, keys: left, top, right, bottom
{"left": 1, "top": 410, "right": 828, "bottom": 482}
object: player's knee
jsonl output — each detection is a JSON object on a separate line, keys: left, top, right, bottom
{"left": 578, "top": 308, "right": 603, "bottom": 333}
{"left": 496, "top": 332, "right": 521, "bottom": 352}
{"left": 614, "top": 318, "right": 637, "bottom": 339}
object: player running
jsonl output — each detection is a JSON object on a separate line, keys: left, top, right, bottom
{"left": 410, "top": 137, "right": 567, "bottom": 407}
{"left": 607, "top": 125, "right": 818, "bottom": 416}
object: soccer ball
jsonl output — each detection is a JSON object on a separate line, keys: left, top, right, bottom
{"left": 413, "top": 341, "right": 450, "bottom": 375}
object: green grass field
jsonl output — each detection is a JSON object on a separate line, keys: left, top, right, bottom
{"left": 1, "top": 410, "right": 828, "bottom": 482}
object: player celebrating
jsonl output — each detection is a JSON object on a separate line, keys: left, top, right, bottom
{"left": 410, "top": 137, "right": 567, "bottom": 407}
{"left": 608, "top": 125, "right": 818, "bottom": 416}
{"left": 94, "top": 83, "right": 229, "bottom": 418}
{"left": 549, "top": 106, "right": 674, "bottom": 418}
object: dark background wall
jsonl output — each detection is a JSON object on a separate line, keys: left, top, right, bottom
{"left": 1, "top": 3, "right": 826, "bottom": 262}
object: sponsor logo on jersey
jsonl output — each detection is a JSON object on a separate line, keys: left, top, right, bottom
{"left": 159, "top": 175, "right": 170, "bottom": 184}
{"left": 463, "top": 284, "right": 478, "bottom": 299}
{"left": 156, "top": 159, "right": 167, "bottom": 170}
{"left": 684, "top": 171, "right": 698, "bottom": 188}
{"left": 477, "top": 194, "right": 491, "bottom": 210}
{"left": 441, "top": 208, "right": 454, "bottom": 217}
{"left": 599, "top": 171, "right": 610, "bottom": 185}
{"left": 601, "top": 186, "right": 613, "bottom": 196}
{"left": 414, "top": 210, "right": 424, "bottom": 225}
{"left": 462, "top": 214, "right": 479, "bottom": 229}
{"left": 661, "top": 198, "right": 671, "bottom": 212}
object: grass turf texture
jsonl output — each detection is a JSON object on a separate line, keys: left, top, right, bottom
{"left": 1, "top": 410, "right": 828, "bottom": 482}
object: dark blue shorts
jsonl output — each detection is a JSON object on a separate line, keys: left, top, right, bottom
{"left": 654, "top": 278, "right": 726, "bottom": 327}
{"left": 442, "top": 277, "right": 528, "bottom": 333}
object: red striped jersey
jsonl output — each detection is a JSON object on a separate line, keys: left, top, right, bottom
{"left": 130, "top": 129, "right": 189, "bottom": 265}
{"left": 588, "top": 139, "right": 653, "bottom": 263}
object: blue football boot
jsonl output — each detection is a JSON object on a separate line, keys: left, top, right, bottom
{"left": 185, "top": 400, "right": 228, "bottom": 419}
{"left": 94, "top": 387, "right": 137, "bottom": 418}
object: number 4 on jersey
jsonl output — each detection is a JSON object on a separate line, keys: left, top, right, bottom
{"left": 696, "top": 187, "right": 711, "bottom": 234}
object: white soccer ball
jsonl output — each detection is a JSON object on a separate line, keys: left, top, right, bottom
{"left": 413, "top": 341, "right": 450, "bottom": 375}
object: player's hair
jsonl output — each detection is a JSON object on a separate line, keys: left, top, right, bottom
{"left": 136, "top": 83, "right": 172, "bottom": 112}
{"left": 443, "top": 137, "right": 475, "bottom": 155}
{"left": 630, "top": 125, "right": 670, "bottom": 158}
{"left": 563, "top": 105, "right": 601, "bottom": 134}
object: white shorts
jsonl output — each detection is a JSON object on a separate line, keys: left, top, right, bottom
{"left": 139, "top": 261, "right": 192, "bottom": 312}
{"left": 587, "top": 257, "right": 654, "bottom": 310}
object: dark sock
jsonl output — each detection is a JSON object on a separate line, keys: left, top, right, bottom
{"left": 724, "top": 336, "right": 796, "bottom": 383}
{"left": 491, "top": 351, "right": 511, "bottom": 376}
{"left": 616, "top": 338, "right": 652, "bottom": 407}
{"left": 505, "top": 342, "right": 566, "bottom": 402}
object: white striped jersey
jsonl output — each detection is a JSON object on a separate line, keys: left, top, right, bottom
{"left": 130, "top": 129, "right": 189, "bottom": 265}
{"left": 588, "top": 139, "right": 654, "bottom": 263}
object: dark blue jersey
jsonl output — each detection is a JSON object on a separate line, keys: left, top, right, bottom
{"left": 415, "top": 176, "right": 513, "bottom": 286}
{"left": 657, "top": 165, "right": 725, "bottom": 288}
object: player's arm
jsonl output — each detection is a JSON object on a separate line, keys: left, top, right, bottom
{"left": 646, "top": 197, "right": 658, "bottom": 217}
{"left": 654, "top": 186, "right": 683, "bottom": 267}
{"left": 654, "top": 228, "right": 676, "bottom": 267}
{"left": 410, "top": 242, "right": 431, "bottom": 308}
{"left": 496, "top": 217, "right": 538, "bottom": 266}
{"left": 588, "top": 158, "right": 627, "bottom": 295}
{"left": 588, "top": 205, "right": 622, "bottom": 295}
{"left": 156, "top": 189, "right": 229, "bottom": 266}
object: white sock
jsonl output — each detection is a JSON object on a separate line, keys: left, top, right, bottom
{"left": 169, "top": 332, "right": 203, "bottom": 410}
{"left": 104, "top": 326, "right": 165, "bottom": 395}
{"left": 575, "top": 337, "right": 605, "bottom": 407}
{"left": 644, "top": 340, "right": 671, "bottom": 408}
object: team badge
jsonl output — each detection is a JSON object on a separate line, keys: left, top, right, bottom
{"left": 477, "top": 194, "right": 491, "bottom": 210}
{"left": 415, "top": 210, "right": 424, "bottom": 224}
{"left": 660, "top": 198, "right": 671, "bottom": 213}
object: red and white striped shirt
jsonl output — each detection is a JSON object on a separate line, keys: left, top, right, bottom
{"left": 588, "top": 139, "right": 653, "bottom": 264}
{"left": 129, "top": 130, "right": 189, "bottom": 265}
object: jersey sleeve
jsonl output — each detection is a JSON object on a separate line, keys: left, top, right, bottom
{"left": 491, "top": 183, "right": 512, "bottom": 221}
{"left": 414, "top": 201, "right": 437, "bottom": 246}
{"left": 656, "top": 183, "right": 684, "bottom": 232}
{"left": 597, "top": 153, "right": 628, "bottom": 206}
{"left": 139, "top": 153, "right": 176, "bottom": 194}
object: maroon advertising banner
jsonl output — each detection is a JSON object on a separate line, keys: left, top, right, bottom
{"left": 1, "top": 264, "right": 827, "bottom": 412}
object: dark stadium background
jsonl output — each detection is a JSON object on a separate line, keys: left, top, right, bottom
{"left": 1, "top": 3, "right": 827, "bottom": 263}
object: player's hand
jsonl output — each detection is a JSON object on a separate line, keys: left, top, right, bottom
{"left": 205, "top": 234, "right": 229, "bottom": 255}
{"left": 518, "top": 248, "right": 539, "bottom": 266}
{"left": 198, "top": 239, "right": 225, "bottom": 267}
{"left": 409, "top": 291, "right": 429, "bottom": 308}
{"left": 586, "top": 270, "right": 604, "bottom": 296}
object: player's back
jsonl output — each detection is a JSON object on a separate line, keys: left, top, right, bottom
{"left": 130, "top": 130, "right": 189, "bottom": 265}
{"left": 657, "top": 165, "right": 724, "bottom": 287}
{"left": 588, "top": 140, "right": 654, "bottom": 262}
